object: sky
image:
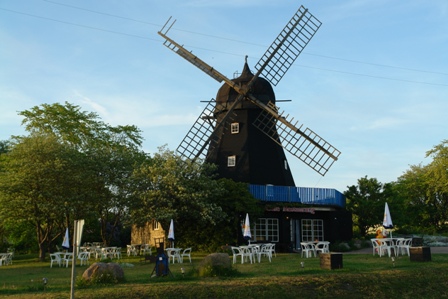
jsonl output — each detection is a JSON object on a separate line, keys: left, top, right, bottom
{"left": 1, "top": 0, "right": 447, "bottom": 192}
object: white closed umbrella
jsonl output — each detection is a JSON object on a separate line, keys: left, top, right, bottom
{"left": 383, "top": 202, "right": 394, "bottom": 237}
{"left": 168, "top": 219, "right": 175, "bottom": 247}
{"left": 62, "top": 228, "right": 70, "bottom": 250}
{"left": 243, "top": 213, "right": 252, "bottom": 245}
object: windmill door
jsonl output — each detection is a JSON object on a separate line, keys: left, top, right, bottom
{"left": 290, "top": 219, "right": 301, "bottom": 251}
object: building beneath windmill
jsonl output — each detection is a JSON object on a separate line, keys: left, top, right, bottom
{"left": 204, "top": 62, "right": 352, "bottom": 251}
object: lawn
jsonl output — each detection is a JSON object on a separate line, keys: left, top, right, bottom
{"left": 1, "top": 251, "right": 448, "bottom": 298}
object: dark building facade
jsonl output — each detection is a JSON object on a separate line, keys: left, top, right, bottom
{"left": 205, "top": 63, "right": 351, "bottom": 250}
{"left": 245, "top": 185, "right": 352, "bottom": 252}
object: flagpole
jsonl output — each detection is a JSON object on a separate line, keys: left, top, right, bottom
{"left": 70, "top": 220, "right": 78, "bottom": 299}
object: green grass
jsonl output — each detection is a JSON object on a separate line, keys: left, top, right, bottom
{"left": 1, "top": 252, "right": 448, "bottom": 298}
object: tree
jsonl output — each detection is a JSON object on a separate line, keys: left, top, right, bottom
{"left": 344, "top": 176, "right": 395, "bottom": 237}
{"left": 425, "top": 140, "right": 448, "bottom": 230}
{"left": 130, "top": 146, "right": 264, "bottom": 251}
{"left": 0, "top": 134, "right": 95, "bottom": 260}
{"left": 396, "top": 140, "right": 448, "bottom": 233}
{"left": 199, "top": 178, "right": 263, "bottom": 250}
{"left": 131, "top": 146, "right": 225, "bottom": 229}
{"left": 17, "top": 102, "right": 146, "bottom": 246}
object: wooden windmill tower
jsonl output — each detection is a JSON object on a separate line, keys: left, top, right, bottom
{"left": 158, "top": 6, "right": 341, "bottom": 186}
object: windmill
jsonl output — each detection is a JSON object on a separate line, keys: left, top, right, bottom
{"left": 158, "top": 5, "right": 341, "bottom": 186}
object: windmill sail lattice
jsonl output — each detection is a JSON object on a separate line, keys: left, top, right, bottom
{"left": 176, "top": 100, "right": 237, "bottom": 161}
{"left": 255, "top": 6, "right": 321, "bottom": 86}
{"left": 252, "top": 102, "right": 340, "bottom": 176}
{"left": 158, "top": 6, "right": 340, "bottom": 178}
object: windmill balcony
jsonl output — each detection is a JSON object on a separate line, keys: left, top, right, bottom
{"left": 249, "top": 184, "right": 345, "bottom": 208}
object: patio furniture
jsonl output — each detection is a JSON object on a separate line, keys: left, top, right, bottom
{"left": 371, "top": 238, "right": 383, "bottom": 256}
{"left": 0, "top": 253, "right": 13, "bottom": 266}
{"left": 140, "top": 244, "right": 152, "bottom": 256}
{"left": 257, "top": 244, "right": 272, "bottom": 262}
{"left": 180, "top": 247, "right": 192, "bottom": 263}
{"left": 50, "top": 253, "right": 62, "bottom": 268}
{"left": 78, "top": 252, "right": 90, "bottom": 266}
{"left": 396, "top": 238, "right": 412, "bottom": 256}
{"left": 166, "top": 248, "right": 182, "bottom": 264}
{"left": 315, "top": 241, "right": 330, "bottom": 255}
{"left": 300, "top": 242, "right": 316, "bottom": 258}
{"left": 62, "top": 252, "right": 73, "bottom": 267}
{"left": 127, "top": 245, "right": 138, "bottom": 257}
{"left": 239, "top": 246, "right": 253, "bottom": 264}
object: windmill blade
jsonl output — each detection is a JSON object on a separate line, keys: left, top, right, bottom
{"left": 176, "top": 100, "right": 238, "bottom": 161}
{"left": 158, "top": 18, "right": 246, "bottom": 95}
{"left": 251, "top": 101, "right": 340, "bottom": 176}
{"left": 254, "top": 5, "right": 321, "bottom": 86}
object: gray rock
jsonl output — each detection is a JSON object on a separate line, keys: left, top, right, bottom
{"left": 82, "top": 262, "right": 124, "bottom": 282}
{"left": 200, "top": 253, "right": 231, "bottom": 268}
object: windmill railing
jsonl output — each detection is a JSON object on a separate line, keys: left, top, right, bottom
{"left": 249, "top": 184, "right": 345, "bottom": 208}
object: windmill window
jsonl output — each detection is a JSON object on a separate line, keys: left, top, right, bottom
{"left": 231, "top": 122, "right": 239, "bottom": 134}
{"left": 228, "top": 155, "right": 236, "bottom": 167}
{"left": 284, "top": 160, "right": 288, "bottom": 170}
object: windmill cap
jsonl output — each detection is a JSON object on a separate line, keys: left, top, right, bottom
{"left": 215, "top": 62, "right": 275, "bottom": 107}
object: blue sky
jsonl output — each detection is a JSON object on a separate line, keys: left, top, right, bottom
{"left": 1, "top": 0, "right": 447, "bottom": 192}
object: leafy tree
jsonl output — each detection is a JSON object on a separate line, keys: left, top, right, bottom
{"left": 17, "top": 102, "right": 146, "bottom": 246}
{"left": 0, "top": 134, "right": 95, "bottom": 260}
{"left": 0, "top": 140, "right": 10, "bottom": 154}
{"left": 131, "top": 147, "right": 225, "bottom": 236}
{"left": 425, "top": 140, "right": 448, "bottom": 230}
{"left": 199, "top": 178, "right": 263, "bottom": 250}
{"left": 395, "top": 164, "right": 432, "bottom": 232}
{"left": 344, "top": 176, "right": 395, "bottom": 237}
{"left": 130, "top": 146, "right": 263, "bottom": 251}
{"left": 397, "top": 140, "right": 448, "bottom": 233}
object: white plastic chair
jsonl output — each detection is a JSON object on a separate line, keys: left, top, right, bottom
{"left": 371, "top": 238, "right": 384, "bottom": 256}
{"left": 266, "top": 243, "right": 276, "bottom": 257}
{"left": 257, "top": 244, "right": 272, "bottom": 262}
{"left": 381, "top": 238, "right": 395, "bottom": 257}
{"left": 0, "top": 253, "right": 13, "bottom": 266}
{"left": 396, "top": 238, "right": 412, "bottom": 256}
{"left": 231, "top": 246, "right": 245, "bottom": 264}
{"left": 62, "top": 253, "right": 72, "bottom": 267}
{"left": 180, "top": 247, "right": 192, "bottom": 263}
{"left": 315, "top": 241, "right": 330, "bottom": 255}
{"left": 114, "top": 247, "right": 122, "bottom": 259}
{"left": 241, "top": 246, "right": 253, "bottom": 264}
{"left": 127, "top": 245, "right": 138, "bottom": 257}
{"left": 78, "top": 252, "right": 90, "bottom": 266}
{"left": 50, "top": 253, "right": 62, "bottom": 268}
{"left": 166, "top": 248, "right": 182, "bottom": 264}
{"left": 140, "top": 244, "right": 152, "bottom": 256}
{"left": 300, "top": 242, "right": 316, "bottom": 258}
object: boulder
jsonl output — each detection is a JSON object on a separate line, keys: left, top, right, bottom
{"left": 199, "top": 253, "right": 231, "bottom": 269}
{"left": 82, "top": 262, "right": 124, "bottom": 283}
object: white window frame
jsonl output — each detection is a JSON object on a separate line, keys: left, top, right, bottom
{"left": 152, "top": 220, "right": 160, "bottom": 230}
{"left": 253, "top": 218, "right": 279, "bottom": 242}
{"left": 228, "top": 155, "right": 236, "bottom": 167}
{"left": 301, "top": 219, "right": 324, "bottom": 242}
{"left": 231, "top": 122, "right": 240, "bottom": 134}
